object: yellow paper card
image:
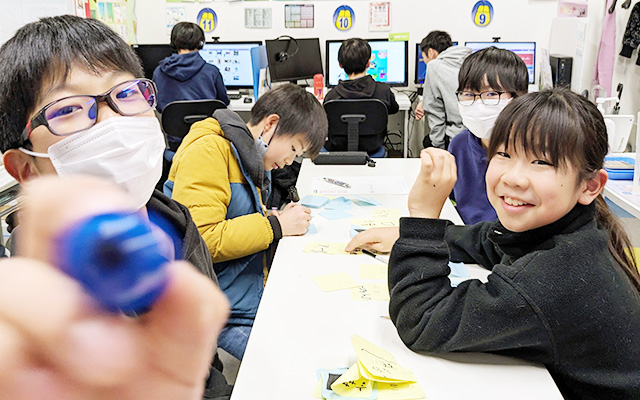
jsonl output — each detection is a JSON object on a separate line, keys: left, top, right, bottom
{"left": 312, "top": 273, "right": 359, "bottom": 292}
{"left": 303, "top": 242, "right": 352, "bottom": 255}
{"left": 359, "top": 264, "right": 388, "bottom": 280}
{"left": 350, "top": 218, "right": 398, "bottom": 228}
{"left": 331, "top": 363, "right": 373, "bottom": 398}
{"left": 351, "top": 284, "right": 390, "bottom": 301}
{"left": 351, "top": 335, "right": 417, "bottom": 383}
{"left": 312, "top": 377, "right": 323, "bottom": 398}
{"left": 377, "top": 382, "right": 425, "bottom": 400}
{"left": 371, "top": 208, "right": 402, "bottom": 220}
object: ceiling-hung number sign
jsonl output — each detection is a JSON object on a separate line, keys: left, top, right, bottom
{"left": 197, "top": 8, "right": 217, "bottom": 32}
{"left": 471, "top": 1, "right": 493, "bottom": 27}
{"left": 334, "top": 5, "right": 355, "bottom": 31}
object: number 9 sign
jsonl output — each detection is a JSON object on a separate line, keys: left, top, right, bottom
{"left": 333, "top": 5, "right": 355, "bottom": 31}
{"left": 471, "top": 1, "right": 493, "bottom": 27}
{"left": 197, "top": 8, "right": 217, "bottom": 33}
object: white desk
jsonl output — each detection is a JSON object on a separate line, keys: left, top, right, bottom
{"left": 229, "top": 91, "right": 414, "bottom": 157}
{"left": 231, "top": 159, "right": 562, "bottom": 400}
{"left": 603, "top": 153, "right": 640, "bottom": 220}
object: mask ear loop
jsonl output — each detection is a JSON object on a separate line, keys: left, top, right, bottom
{"left": 261, "top": 121, "right": 279, "bottom": 146}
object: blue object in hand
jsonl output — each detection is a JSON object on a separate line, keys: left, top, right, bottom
{"left": 55, "top": 212, "right": 174, "bottom": 314}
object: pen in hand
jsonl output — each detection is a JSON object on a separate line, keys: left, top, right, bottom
{"left": 361, "top": 248, "right": 389, "bottom": 264}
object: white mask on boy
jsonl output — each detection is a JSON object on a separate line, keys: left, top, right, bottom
{"left": 459, "top": 98, "right": 512, "bottom": 140}
{"left": 20, "top": 116, "right": 165, "bottom": 209}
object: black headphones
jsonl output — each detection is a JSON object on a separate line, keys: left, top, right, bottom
{"left": 274, "top": 35, "right": 299, "bottom": 62}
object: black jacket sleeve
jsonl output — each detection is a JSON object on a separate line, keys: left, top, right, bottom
{"left": 388, "top": 217, "right": 553, "bottom": 363}
{"left": 620, "top": 2, "right": 640, "bottom": 58}
{"left": 444, "top": 221, "right": 504, "bottom": 269}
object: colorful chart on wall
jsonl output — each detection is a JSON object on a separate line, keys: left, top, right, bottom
{"left": 197, "top": 8, "right": 217, "bottom": 32}
{"left": 333, "top": 5, "right": 355, "bottom": 31}
{"left": 471, "top": 1, "right": 493, "bottom": 27}
{"left": 86, "top": 0, "right": 135, "bottom": 43}
{"left": 284, "top": 4, "right": 314, "bottom": 28}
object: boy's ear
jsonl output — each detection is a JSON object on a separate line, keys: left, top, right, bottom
{"left": 577, "top": 169, "right": 607, "bottom": 205}
{"left": 3, "top": 149, "right": 39, "bottom": 183}
{"left": 261, "top": 114, "right": 281, "bottom": 141}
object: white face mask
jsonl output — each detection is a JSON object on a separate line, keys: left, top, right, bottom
{"left": 20, "top": 116, "right": 165, "bottom": 209}
{"left": 459, "top": 98, "right": 512, "bottom": 140}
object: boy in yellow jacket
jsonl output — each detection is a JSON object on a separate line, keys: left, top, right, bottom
{"left": 165, "top": 84, "right": 327, "bottom": 359}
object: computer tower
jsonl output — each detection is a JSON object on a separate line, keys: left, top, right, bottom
{"left": 549, "top": 55, "right": 572, "bottom": 88}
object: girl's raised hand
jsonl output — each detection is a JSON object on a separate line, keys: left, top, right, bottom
{"left": 408, "top": 148, "right": 457, "bottom": 219}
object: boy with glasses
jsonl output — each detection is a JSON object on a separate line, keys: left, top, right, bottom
{"left": 0, "top": 15, "right": 232, "bottom": 399}
{"left": 448, "top": 47, "right": 529, "bottom": 224}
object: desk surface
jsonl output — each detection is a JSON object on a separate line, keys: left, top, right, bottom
{"left": 603, "top": 153, "right": 640, "bottom": 220}
{"left": 231, "top": 159, "right": 561, "bottom": 400}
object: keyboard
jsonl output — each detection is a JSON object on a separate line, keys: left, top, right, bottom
{"left": 229, "top": 93, "right": 242, "bottom": 100}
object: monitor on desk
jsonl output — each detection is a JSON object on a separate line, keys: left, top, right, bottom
{"left": 199, "top": 41, "right": 262, "bottom": 90}
{"left": 464, "top": 41, "right": 536, "bottom": 84}
{"left": 414, "top": 42, "right": 458, "bottom": 85}
{"left": 265, "top": 37, "right": 323, "bottom": 83}
{"left": 131, "top": 44, "right": 175, "bottom": 80}
{"left": 326, "top": 39, "right": 408, "bottom": 88}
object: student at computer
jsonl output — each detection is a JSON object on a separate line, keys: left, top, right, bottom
{"left": 415, "top": 31, "right": 471, "bottom": 149}
{"left": 153, "top": 22, "right": 230, "bottom": 112}
{"left": 165, "top": 83, "right": 327, "bottom": 360}
{"left": 0, "top": 15, "right": 232, "bottom": 398}
{"left": 449, "top": 47, "right": 529, "bottom": 224}
{"left": 323, "top": 38, "right": 399, "bottom": 115}
{"left": 389, "top": 89, "right": 640, "bottom": 400}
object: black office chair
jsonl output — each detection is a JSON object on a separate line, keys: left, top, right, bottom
{"left": 158, "top": 99, "right": 227, "bottom": 191}
{"left": 323, "top": 99, "right": 388, "bottom": 157}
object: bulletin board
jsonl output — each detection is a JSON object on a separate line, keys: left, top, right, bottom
{"left": 83, "top": 0, "right": 137, "bottom": 44}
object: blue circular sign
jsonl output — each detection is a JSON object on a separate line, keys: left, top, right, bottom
{"left": 197, "top": 8, "right": 217, "bottom": 32}
{"left": 471, "top": 1, "right": 493, "bottom": 27}
{"left": 333, "top": 5, "right": 355, "bottom": 31}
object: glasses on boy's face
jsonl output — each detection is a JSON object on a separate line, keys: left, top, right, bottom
{"left": 456, "top": 91, "right": 510, "bottom": 106}
{"left": 21, "top": 78, "right": 157, "bottom": 143}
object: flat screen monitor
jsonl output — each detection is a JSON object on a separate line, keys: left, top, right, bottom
{"left": 265, "top": 38, "right": 323, "bottom": 83}
{"left": 464, "top": 42, "right": 536, "bottom": 84}
{"left": 325, "top": 39, "right": 408, "bottom": 87}
{"left": 131, "top": 44, "right": 175, "bottom": 80}
{"left": 414, "top": 42, "right": 458, "bottom": 85}
{"left": 199, "top": 41, "right": 262, "bottom": 89}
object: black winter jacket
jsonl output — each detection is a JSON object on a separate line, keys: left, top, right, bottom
{"left": 389, "top": 203, "right": 640, "bottom": 400}
{"left": 619, "top": 2, "right": 640, "bottom": 65}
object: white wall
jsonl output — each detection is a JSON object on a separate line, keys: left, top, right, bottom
{"left": 135, "top": 0, "right": 559, "bottom": 89}
{"left": 0, "top": 0, "right": 73, "bottom": 45}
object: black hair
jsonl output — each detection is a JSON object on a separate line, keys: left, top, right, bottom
{"left": 337, "top": 38, "right": 371, "bottom": 75}
{"left": 457, "top": 47, "right": 529, "bottom": 95}
{"left": 420, "top": 31, "right": 452, "bottom": 54}
{"left": 249, "top": 84, "right": 327, "bottom": 157}
{"left": 170, "top": 22, "right": 205, "bottom": 51}
{"left": 0, "top": 15, "right": 143, "bottom": 152}
{"left": 488, "top": 88, "right": 640, "bottom": 292}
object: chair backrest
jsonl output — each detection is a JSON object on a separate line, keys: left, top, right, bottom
{"left": 161, "top": 99, "right": 227, "bottom": 151}
{"left": 323, "top": 99, "right": 388, "bottom": 155}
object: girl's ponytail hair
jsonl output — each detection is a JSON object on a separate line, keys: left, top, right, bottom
{"left": 488, "top": 88, "right": 640, "bottom": 293}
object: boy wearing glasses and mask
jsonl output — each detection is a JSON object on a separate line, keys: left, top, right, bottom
{"left": 448, "top": 47, "right": 529, "bottom": 224}
{"left": 165, "top": 83, "right": 327, "bottom": 360}
{"left": 0, "top": 15, "right": 232, "bottom": 399}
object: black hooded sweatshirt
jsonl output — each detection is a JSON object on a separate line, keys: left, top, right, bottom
{"left": 324, "top": 75, "right": 399, "bottom": 114}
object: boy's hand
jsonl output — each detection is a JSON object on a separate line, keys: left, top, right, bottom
{"left": 0, "top": 176, "right": 229, "bottom": 400}
{"left": 415, "top": 101, "right": 425, "bottom": 120}
{"left": 408, "top": 148, "right": 457, "bottom": 219}
{"left": 277, "top": 203, "right": 312, "bottom": 236}
{"left": 345, "top": 227, "right": 399, "bottom": 253}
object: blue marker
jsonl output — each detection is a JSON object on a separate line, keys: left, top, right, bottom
{"left": 54, "top": 212, "right": 178, "bottom": 314}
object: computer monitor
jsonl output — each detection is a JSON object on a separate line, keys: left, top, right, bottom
{"left": 199, "top": 41, "right": 262, "bottom": 90}
{"left": 325, "top": 39, "right": 408, "bottom": 88}
{"left": 414, "top": 42, "right": 458, "bottom": 85}
{"left": 265, "top": 38, "right": 323, "bottom": 83}
{"left": 131, "top": 44, "right": 175, "bottom": 80}
{"left": 464, "top": 42, "right": 536, "bottom": 84}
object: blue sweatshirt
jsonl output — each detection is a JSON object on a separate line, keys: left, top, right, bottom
{"left": 447, "top": 129, "right": 497, "bottom": 224}
{"left": 153, "top": 51, "right": 230, "bottom": 112}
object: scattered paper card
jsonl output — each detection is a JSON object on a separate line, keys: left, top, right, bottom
{"left": 352, "top": 335, "right": 417, "bottom": 383}
{"left": 301, "top": 195, "right": 330, "bottom": 208}
{"left": 313, "top": 273, "right": 359, "bottom": 292}
{"left": 351, "top": 284, "right": 390, "bottom": 301}
{"left": 320, "top": 210, "right": 353, "bottom": 220}
{"left": 448, "top": 261, "right": 469, "bottom": 278}
{"left": 306, "top": 224, "right": 318, "bottom": 235}
{"left": 371, "top": 209, "right": 401, "bottom": 220}
{"left": 312, "top": 176, "right": 408, "bottom": 195}
{"left": 352, "top": 195, "right": 381, "bottom": 207}
{"left": 359, "top": 264, "right": 388, "bottom": 280}
{"left": 325, "top": 197, "right": 352, "bottom": 210}
{"left": 304, "top": 242, "right": 352, "bottom": 255}
{"left": 350, "top": 218, "right": 398, "bottom": 229}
